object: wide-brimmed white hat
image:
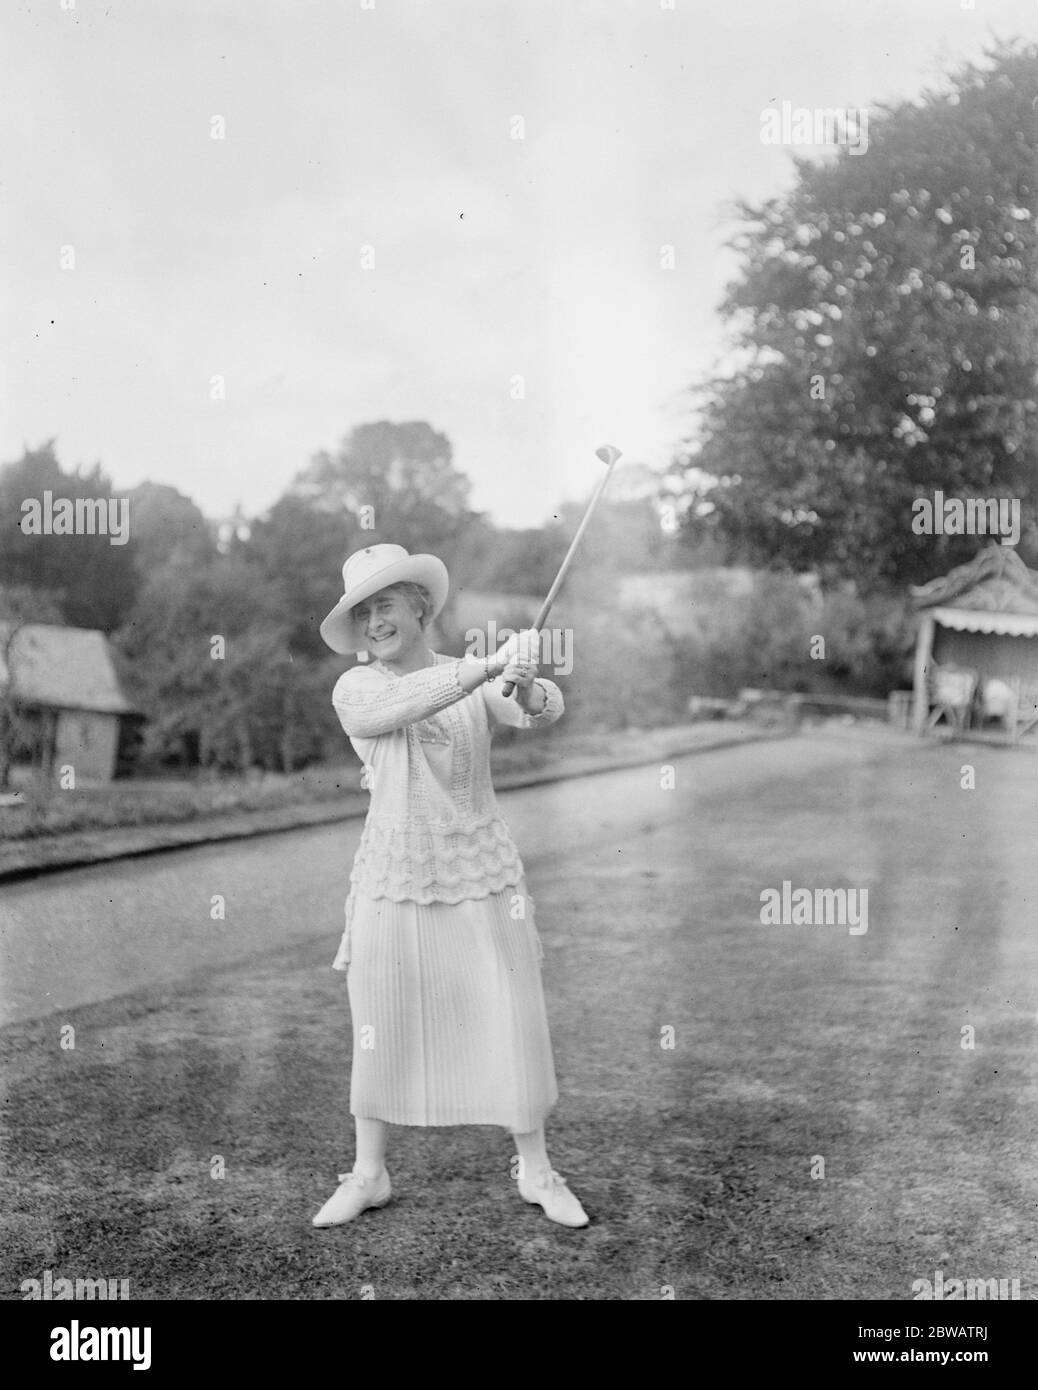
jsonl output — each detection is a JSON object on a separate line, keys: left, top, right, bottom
{"left": 319, "top": 543, "right": 450, "bottom": 654}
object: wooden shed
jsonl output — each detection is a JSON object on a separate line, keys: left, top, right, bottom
{"left": 909, "top": 549, "right": 1038, "bottom": 740}
{"left": 0, "top": 622, "right": 136, "bottom": 783}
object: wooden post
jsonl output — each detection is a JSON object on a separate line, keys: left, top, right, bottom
{"left": 912, "top": 612, "right": 936, "bottom": 733}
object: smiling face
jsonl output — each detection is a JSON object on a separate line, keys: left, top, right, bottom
{"left": 352, "top": 586, "right": 427, "bottom": 666}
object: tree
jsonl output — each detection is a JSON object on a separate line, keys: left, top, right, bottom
{"left": 0, "top": 586, "right": 64, "bottom": 789}
{"left": 0, "top": 442, "right": 140, "bottom": 630}
{"left": 290, "top": 421, "right": 479, "bottom": 632}
{"left": 239, "top": 494, "right": 356, "bottom": 659}
{"left": 114, "top": 553, "right": 316, "bottom": 771}
{"left": 126, "top": 481, "right": 217, "bottom": 577}
{"left": 678, "top": 43, "right": 1038, "bottom": 593}
{"left": 552, "top": 496, "right": 676, "bottom": 605}
{"left": 459, "top": 518, "right": 569, "bottom": 599}
{"left": 295, "top": 421, "right": 473, "bottom": 543}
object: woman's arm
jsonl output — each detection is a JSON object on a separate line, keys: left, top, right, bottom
{"left": 333, "top": 660, "right": 490, "bottom": 738}
{"left": 333, "top": 661, "right": 469, "bottom": 739}
{"left": 333, "top": 632, "right": 542, "bottom": 738}
{"left": 482, "top": 676, "right": 565, "bottom": 730}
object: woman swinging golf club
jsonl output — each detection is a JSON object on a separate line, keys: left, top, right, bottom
{"left": 312, "top": 541, "right": 589, "bottom": 1228}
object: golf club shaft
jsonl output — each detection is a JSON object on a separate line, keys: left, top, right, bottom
{"left": 502, "top": 449, "right": 620, "bottom": 697}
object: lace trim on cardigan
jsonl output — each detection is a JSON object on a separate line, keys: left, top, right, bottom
{"left": 348, "top": 814, "right": 525, "bottom": 901}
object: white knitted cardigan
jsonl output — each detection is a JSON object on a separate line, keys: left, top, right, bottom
{"left": 330, "top": 652, "right": 564, "bottom": 969}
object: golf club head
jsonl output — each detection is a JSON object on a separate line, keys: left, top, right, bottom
{"left": 595, "top": 444, "right": 622, "bottom": 466}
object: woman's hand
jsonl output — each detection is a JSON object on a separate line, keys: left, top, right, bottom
{"left": 501, "top": 653, "right": 539, "bottom": 696}
{"left": 500, "top": 638, "right": 547, "bottom": 713}
{"left": 490, "top": 629, "right": 540, "bottom": 676}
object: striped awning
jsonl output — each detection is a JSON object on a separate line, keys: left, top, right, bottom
{"left": 931, "top": 606, "right": 1038, "bottom": 637}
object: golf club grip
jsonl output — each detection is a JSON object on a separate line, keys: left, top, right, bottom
{"left": 500, "top": 605, "right": 553, "bottom": 697}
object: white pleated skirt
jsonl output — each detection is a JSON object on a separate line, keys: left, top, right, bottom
{"left": 342, "top": 881, "right": 559, "bottom": 1132}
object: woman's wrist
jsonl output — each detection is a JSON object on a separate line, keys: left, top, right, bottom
{"left": 517, "top": 678, "right": 548, "bottom": 714}
{"left": 460, "top": 653, "right": 506, "bottom": 685}
{"left": 458, "top": 654, "right": 494, "bottom": 692}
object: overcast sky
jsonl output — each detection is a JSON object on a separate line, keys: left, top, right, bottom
{"left": 3, "top": 0, "right": 1036, "bottom": 529}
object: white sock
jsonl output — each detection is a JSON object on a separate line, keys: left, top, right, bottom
{"left": 354, "top": 1117, "right": 388, "bottom": 1179}
{"left": 512, "top": 1128, "right": 550, "bottom": 1182}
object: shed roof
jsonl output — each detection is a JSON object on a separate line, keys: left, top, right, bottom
{"left": 0, "top": 623, "right": 135, "bottom": 714}
{"left": 931, "top": 606, "right": 1038, "bottom": 638}
{"left": 910, "top": 548, "right": 1038, "bottom": 616}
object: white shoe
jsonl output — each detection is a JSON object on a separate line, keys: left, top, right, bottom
{"left": 312, "top": 1168, "right": 392, "bottom": 1227}
{"left": 517, "top": 1166, "right": 589, "bottom": 1227}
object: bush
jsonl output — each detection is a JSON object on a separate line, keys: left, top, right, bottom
{"left": 546, "top": 599, "right": 685, "bottom": 732}
{"left": 668, "top": 573, "right": 915, "bottom": 702}
{"left": 440, "top": 571, "right": 915, "bottom": 731}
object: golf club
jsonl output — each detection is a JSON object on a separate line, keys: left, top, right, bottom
{"left": 502, "top": 443, "right": 623, "bottom": 697}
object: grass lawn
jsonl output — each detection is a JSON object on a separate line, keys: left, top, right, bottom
{"left": 1, "top": 729, "right": 1036, "bottom": 1300}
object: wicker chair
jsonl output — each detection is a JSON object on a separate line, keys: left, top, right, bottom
{"left": 925, "top": 662, "right": 978, "bottom": 735}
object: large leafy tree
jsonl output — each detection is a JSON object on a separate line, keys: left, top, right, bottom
{"left": 272, "top": 420, "right": 481, "bottom": 640}
{"left": 239, "top": 494, "right": 357, "bottom": 659}
{"left": 294, "top": 421, "right": 475, "bottom": 553}
{"left": 127, "top": 481, "right": 217, "bottom": 577}
{"left": 0, "top": 442, "right": 141, "bottom": 630}
{"left": 679, "top": 43, "right": 1038, "bottom": 593}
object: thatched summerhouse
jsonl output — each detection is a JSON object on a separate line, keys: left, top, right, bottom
{"left": 910, "top": 548, "right": 1038, "bottom": 740}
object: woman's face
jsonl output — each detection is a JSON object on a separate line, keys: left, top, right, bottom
{"left": 353, "top": 588, "right": 424, "bottom": 663}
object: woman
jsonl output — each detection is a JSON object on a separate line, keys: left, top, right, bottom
{"left": 312, "top": 542, "right": 588, "bottom": 1228}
